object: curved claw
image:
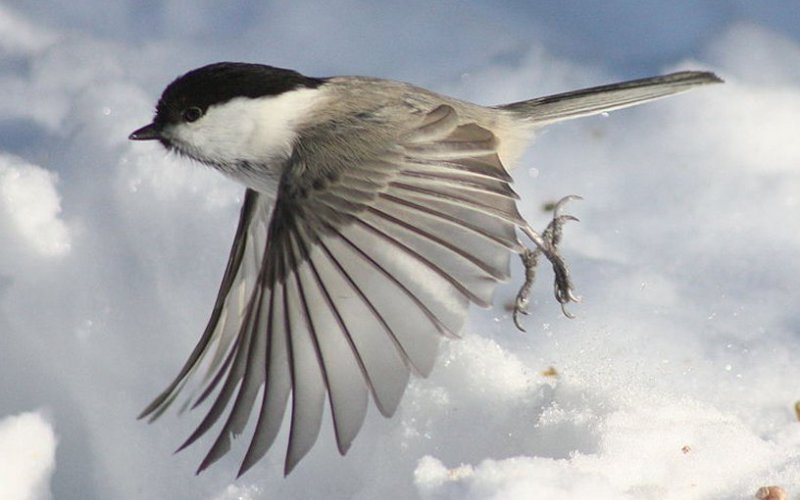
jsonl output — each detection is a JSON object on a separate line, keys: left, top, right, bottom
{"left": 513, "top": 308, "right": 528, "bottom": 332}
{"left": 553, "top": 194, "right": 583, "bottom": 215}
{"left": 554, "top": 214, "right": 580, "bottom": 224}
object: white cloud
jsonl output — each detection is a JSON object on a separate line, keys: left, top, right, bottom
{"left": 0, "top": 412, "right": 57, "bottom": 500}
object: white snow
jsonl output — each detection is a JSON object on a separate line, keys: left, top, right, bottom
{"left": 1, "top": 3, "right": 799, "bottom": 499}
{"left": 0, "top": 154, "right": 71, "bottom": 258}
{"left": 0, "top": 412, "right": 57, "bottom": 500}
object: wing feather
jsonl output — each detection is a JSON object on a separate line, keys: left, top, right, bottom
{"left": 141, "top": 104, "right": 526, "bottom": 475}
{"left": 307, "top": 232, "right": 412, "bottom": 415}
{"left": 389, "top": 180, "right": 524, "bottom": 225}
{"left": 238, "top": 276, "right": 291, "bottom": 476}
{"left": 290, "top": 228, "right": 370, "bottom": 456}
{"left": 138, "top": 191, "right": 261, "bottom": 420}
{"left": 283, "top": 243, "right": 326, "bottom": 474}
{"left": 377, "top": 192, "right": 522, "bottom": 251}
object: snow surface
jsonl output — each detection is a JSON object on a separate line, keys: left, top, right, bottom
{"left": 0, "top": 412, "right": 56, "bottom": 500}
{"left": 1, "top": 2, "right": 800, "bottom": 499}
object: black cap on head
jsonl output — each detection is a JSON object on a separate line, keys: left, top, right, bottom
{"left": 152, "top": 62, "right": 326, "bottom": 127}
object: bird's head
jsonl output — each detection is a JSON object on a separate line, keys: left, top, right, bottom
{"left": 129, "top": 62, "right": 326, "bottom": 169}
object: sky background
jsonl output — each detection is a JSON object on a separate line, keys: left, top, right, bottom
{"left": 1, "top": 2, "right": 800, "bottom": 499}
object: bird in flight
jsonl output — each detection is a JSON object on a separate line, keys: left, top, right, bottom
{"left": 129, "top": 63, "right": 721, "bottom": 476}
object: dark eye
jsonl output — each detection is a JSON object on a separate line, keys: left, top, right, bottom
{"left": 182, "top": 106, "right": 203, "bottom": 123}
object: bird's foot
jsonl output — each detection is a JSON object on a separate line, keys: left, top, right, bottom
{"left": 513, "top": 195, "right": 582, "bottom": 331}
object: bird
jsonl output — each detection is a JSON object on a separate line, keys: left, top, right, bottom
{"left": 129, "top": 62, "right": 722, "bottom": 476}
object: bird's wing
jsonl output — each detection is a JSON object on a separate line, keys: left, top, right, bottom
{"left": 140, "top": 104, "right": 526, "bottom": 476}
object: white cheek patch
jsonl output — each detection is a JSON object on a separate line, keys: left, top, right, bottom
{"left": 169, "top": 87, "right": 327, "bottom": 170}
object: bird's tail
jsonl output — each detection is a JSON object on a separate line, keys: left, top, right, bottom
{"left": 497, "top": 71, "right": 722, "bottom": 124}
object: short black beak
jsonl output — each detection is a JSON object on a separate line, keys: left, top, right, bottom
{"left": 129, "top": 123, "right": 162, "bottom": 141}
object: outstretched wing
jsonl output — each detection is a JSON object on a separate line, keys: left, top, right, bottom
{"left": 140, "top": 104, "right": 526, "bottom": 476}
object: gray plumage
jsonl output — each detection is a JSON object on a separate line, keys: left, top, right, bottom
{"left": 130, "top": 63, "right": 722, "bottom": 476}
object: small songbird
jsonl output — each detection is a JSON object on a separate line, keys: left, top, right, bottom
{"left": 129, "top": 62, "right": 721, "bottom": 476}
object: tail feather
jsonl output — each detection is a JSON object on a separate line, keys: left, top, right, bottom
{"left": 498, "top": 71, "right": 722, "bottom": 124}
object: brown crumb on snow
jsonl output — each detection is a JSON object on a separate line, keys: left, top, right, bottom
{"left": 681, "top": 445, "right": 691, "bottom": 454}
{"left": 540, "top": 366, "right": 559, "bottom": 378}
{"left": 755, "top": 485, "right": 786, "bottom": 500}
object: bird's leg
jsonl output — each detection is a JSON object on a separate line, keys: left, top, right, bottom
{"left": 512, "top": 247, "right": 540, "bottom": 331}
{"left": 512, "top": 195, "right": 582, "bottom": 331}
